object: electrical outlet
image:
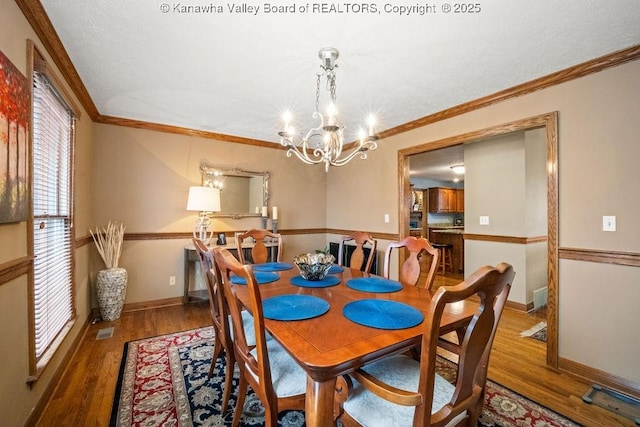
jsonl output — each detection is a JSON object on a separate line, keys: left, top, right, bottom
{"left": 479, "top": 216, "right": 490, "bottom": 226}
{"left": 602, "top": 216, "right": 616, "bottom": 232}
{"left": 169, "top": 276, "right": 176, "bottom": 286}
{"left": 384, "top": 214, "right": 390, "bottom": 223}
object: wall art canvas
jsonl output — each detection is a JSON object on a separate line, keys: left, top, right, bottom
{"left": 0, "top": 50, "right": 30, "bottom": 223}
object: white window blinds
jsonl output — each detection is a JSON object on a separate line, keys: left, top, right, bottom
{"left": 32, "top": 69, "right": 75, "bottom": 363}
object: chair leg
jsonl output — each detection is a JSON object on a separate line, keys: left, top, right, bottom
{"left": 263, "top": 394, "right": 279, "bottom": 427}
{"left": 467, "top": 394, "right": 484, "bottom": 426}
{"left": 221, "top": 351, "right": 235, "bottom": 413}
{"left": 232, "top": 376, "right": 248, "bottom": 427}
{"left": 210, "top": 335, "right": 223, "bottom": 377}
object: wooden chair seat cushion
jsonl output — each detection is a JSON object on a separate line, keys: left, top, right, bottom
{"left": 248, "top": 338, "right": 308, "bottom": 398}
{"left": 343, "top": 354, "right": 466, "bottom": 427}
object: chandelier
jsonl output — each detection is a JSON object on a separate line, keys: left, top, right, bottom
{"left": 278, "top": 47, "right": 378, "bottom": 172}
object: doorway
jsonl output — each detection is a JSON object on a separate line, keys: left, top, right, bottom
{"left": 397, "top": 112, "right": 559, "bottom": 368}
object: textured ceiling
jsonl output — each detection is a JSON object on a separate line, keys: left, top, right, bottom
{"left": 40, "top": 0, "right": 640, "bottom": 178}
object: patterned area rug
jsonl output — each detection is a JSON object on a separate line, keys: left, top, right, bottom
{"left": 111, "top": 327, "right": 579, "bottom": 426}
{"left": 520, "top": 321, "right": 547, "bottom": 343}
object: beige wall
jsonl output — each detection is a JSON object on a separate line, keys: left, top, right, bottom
{"left": 91, "top": 124, "right": 328, "bottom": 303}
{"left": 461, "top": 130, "right": 547, "bottom": 305}
{"left": 325, "top": 59, "right": 640, "bottom": 382}
{"left": 0, "top": 1, "right": 94, "bottom": 425}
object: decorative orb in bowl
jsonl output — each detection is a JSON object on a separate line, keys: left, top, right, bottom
{"left": 293, "top": 252, "right": 336, "bottom": 281}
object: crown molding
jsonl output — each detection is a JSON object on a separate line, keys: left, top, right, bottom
{"left": 17, "top": 1, "right": 640, "bottom": 143}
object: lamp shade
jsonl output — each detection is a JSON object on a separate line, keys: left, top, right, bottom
{"left": 187, "top": 186, "right": 221, "bottom": 212}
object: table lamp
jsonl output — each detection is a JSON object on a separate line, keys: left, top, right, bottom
{"left": 186, "top": 186, "right": 221, "bottom": 244}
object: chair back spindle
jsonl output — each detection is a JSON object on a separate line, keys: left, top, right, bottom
{"left": 383, "top": 236, "right": 439, "bottom": 289}
{"left": 338, "top": 231, "right": 377, "bottom": 273}
{"left": 235, "top": 228, "right": 283, "bottom": 264}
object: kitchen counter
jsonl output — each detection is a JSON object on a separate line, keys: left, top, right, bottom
{"left": 432, "top": 229, "right": 464, "bottom": 234}
{"left": 429, "top": 228, "right": 464, "bottom": 274}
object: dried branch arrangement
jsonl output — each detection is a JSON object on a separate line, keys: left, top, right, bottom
{"left": 90, "top": 221, "right": 126, "bottom": 269}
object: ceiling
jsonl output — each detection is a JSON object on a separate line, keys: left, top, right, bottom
{"left": 409, "top": 144, "right": 465, "bottom": 183}
{"left": 38, "top": 1, "right": 640, "bottom": 177}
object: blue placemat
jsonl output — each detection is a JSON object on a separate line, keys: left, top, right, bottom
{"left": 346, "top": 277, "right": 403, "bottom": 293}
{"left": 263, "top": 295, "right": 330, "bottom": 321}
{"left": 252, "top": 262, "right": 294, "bottom": 272}
{"left": 290, "top": 275, "right": 341, "bottom": 288}
{"left": 328, "top": 264, "right": 344, "bottom": 274}
{"left": 230, "top": 271, "right": 279, "bottom": 285}
{"left": 343, "top": 299, "right": 424, "bottom": 330}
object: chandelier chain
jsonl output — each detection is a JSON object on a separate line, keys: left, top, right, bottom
{"left": 329, "top": 70, "right": 337, "bottom": 103}
{"left": 315, "top": 73, "right": 321, "bottom": 113}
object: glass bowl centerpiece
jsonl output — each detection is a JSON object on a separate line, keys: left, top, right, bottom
{"left": 293, "top": 252, "right": 336, "bottom": 281}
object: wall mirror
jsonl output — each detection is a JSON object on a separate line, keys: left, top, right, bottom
{"left": 200, "top": 164, "right": 270, "bottom": 219}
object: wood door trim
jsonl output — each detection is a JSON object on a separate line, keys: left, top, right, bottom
{"left": 398, "top": 111, "right": 559, "bottom": 368}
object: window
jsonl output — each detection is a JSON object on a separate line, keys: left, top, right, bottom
{"left": 29, "top": 44, "right": 78, "bottom": 380}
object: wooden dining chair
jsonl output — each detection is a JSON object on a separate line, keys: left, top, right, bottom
{"left": 383, "top": 236, "right": 440, "bottom": 290}
{"left": 192, "top": 238, "right": 237, "bottom": 411}
{"left": 235, "top": 228, "right": 283, "bottom": 264}
{"left": 338, "top": 231, "right": 377, "bottom": 273}
{"left": 339, "top": 263, "right": 514, "bottom": 427}
{"left": 212, "top": 247, "right": 306, "bottom": 426}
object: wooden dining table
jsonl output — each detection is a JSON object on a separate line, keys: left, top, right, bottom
{"left": 232, "top": 264, "right": 477, "bottom": 427}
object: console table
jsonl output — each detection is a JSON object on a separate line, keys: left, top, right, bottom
{"left": 183, "top": 241, "right": 279, "bottom": 303}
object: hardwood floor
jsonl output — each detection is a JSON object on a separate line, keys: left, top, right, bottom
{"left": 35, "top": 278, "right": 633, "bottom": 426}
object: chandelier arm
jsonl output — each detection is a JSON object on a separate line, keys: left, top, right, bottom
{"left": 329, "top": 142, "right": 378, "bottom": 167}
{"left": 280, "top": 112, "right": 328, "bottom": 165}
{"left": 286, "top": 146, "right": 322, "bottom": 165}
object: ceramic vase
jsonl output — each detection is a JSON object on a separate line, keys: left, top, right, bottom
{"left": 96, "top": 267, "right": 128, "bottom": 321}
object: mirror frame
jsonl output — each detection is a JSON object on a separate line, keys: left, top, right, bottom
{"left": 200, "top": 164, "right": 270, "bottom": 219}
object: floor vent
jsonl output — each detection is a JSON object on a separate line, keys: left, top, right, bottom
{"left": 533, "top": 287, "right": 548, "bottom": 309}
{"left": 96, "top": 327, "right": 114, "bottom": 340}
{"left": 583, "top": 384, "right": 640, "bottom": 425}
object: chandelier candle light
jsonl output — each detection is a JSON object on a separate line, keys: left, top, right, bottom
{"left": 187, "top": 186, "right": 221, "bottom": 245}
{"left": 279, "top": 47, "right": 379, "bottom": 172}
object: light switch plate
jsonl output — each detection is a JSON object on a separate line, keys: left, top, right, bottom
{"left": 602, "top": 216, "right": 616, "bottom": 232}
{"left": 479, "top": 216, "right": 490, "bottom": 225}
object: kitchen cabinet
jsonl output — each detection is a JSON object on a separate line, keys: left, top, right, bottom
{"left": 455, "top": 189, "right": 464, "bottom": 212}
{"left": 428, "top": 187, "right": 464, "bottom": 213}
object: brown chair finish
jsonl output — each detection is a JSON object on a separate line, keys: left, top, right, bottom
{"left": 235, "top": 228, "right": 283, "bottom": 264}
{"left": 212, "top": 247, "right": 305, "bottom": 426}
{"left": 341, "top": 263, "right": 514, "bottom": 427}
{"left": 383, "top": 236, "right": 440, "bottom": 290}
{"left": 192, "top": 238, "right": 236, "bottom": 412}
{"left": 338, "top": 231, "right": 377, "bottom": 272}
